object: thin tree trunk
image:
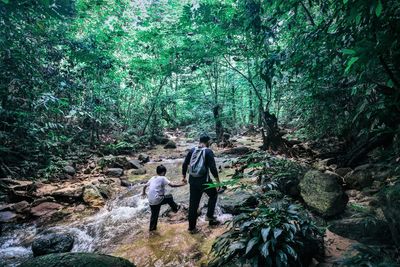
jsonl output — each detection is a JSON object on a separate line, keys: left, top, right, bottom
{"left": 142, "top": 76, "right": 168, "bottom": 135}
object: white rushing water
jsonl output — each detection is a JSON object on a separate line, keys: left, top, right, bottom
{"left": 0, "top": 183, "right": 232, "bottom": 267}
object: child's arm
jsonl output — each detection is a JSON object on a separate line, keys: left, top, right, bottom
{"left": 168, "top": 181, "right": 187, "bottom": 187}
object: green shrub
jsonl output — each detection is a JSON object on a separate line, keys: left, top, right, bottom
{"left": 209, "top": 201, "right": 322, "bottom": 267}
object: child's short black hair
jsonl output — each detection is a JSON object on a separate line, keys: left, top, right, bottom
{"left": 156, "top": 164, "right": 167, "bottom": 175}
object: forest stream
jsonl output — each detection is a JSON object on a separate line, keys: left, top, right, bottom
{"left": 0, "top": 134, "right": 364, "bottom": 267}
{"left": 0, "top": 135, "right": 255, "bottom": 267}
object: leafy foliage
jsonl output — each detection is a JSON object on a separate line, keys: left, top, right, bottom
{"left": 209, "top": 201, "right": 322, "bottom": 267}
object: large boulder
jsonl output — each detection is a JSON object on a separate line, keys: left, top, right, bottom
{"left": 19, "top": 252, "right": 135, "bottom": 267}
{"left": 328, "top": 217, "right": 392, "bottom": 245}
{"left": 63, "top": 166, "right": 76, "bottom": 176}
{"left": 219, "top": 190, "right": 259, "bottom": 214}
{"left": 31, "top": 233, "right": 74, "bottom": 256}
{"left": 164, "top": 140, "right": 177, "bottom": 149}
{"left": 82, "top": 185, "right": 105, "bottom": 208}
{"left": 300, "top": 170, "right": 348, "bottom": 217}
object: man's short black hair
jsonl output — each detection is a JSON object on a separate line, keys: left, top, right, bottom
{"left": 156, "top": 165, "right": 167, "bottom": 175}
{"left": 199, "top": 133, "right": 211, "bottom": 143}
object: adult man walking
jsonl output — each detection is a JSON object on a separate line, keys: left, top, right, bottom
{"left": 182, "top": 134, "right": 220, "bottom": 234}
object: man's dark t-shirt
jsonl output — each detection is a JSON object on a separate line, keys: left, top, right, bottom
{"left": 182, "top": 147, "right": 219, "bottom": 185}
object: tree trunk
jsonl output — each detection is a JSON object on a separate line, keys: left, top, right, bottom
{"left": 213, "top": 104, "right": 224, "bottom": 142}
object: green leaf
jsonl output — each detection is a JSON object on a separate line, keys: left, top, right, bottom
{"left": 273, "top": 228, "right": 283, "bottom": 239}
{"left": 1, "top": 0, "right": 9, "bottom": 3}
{"left": 376, "top": 0, "right": 382, "bottom": 17}
{"left": 245, "top": 237, "right": 259, "bottom": 255}
{"left": 261, "top": 227, "right": 271, "bottom": 242}
{"left": 355, "top": 13, "right": 361, "bottom": 25}
{"left": 343, "top": 0, "right": 348, "bottom": 3}
{"left": 342, "top": 49, "right": 356, "bottom": 55}
{"left": 260, "top": 241, "right": 270, "bottom": 257}
{"left": 345, "top": 57, "right": 359, "bottom": 73}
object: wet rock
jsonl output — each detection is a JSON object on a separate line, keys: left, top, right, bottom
{"left": 12, "top": 200, "right": 30, "bottom": 213}
{"left": 83, "top": 185, "right": 104, "bottom": 207}
{"left": 138, "top": 153, "right": 150, "bottom": 164}
{"left": 105, "top": 168, "right": 124, "bottom": 177}
{"left": 219, "top": 190, "right": 259, "bottom": 214}
{"left": 300, "top": 170, "right": 348, "bottom": 217}
{"left": 63, "top": 166, "right": 76, "bottom": 176}
{"left": 127, "top": 159, "right": 143, "bottom": 169}
{"left": 328, "top": 217, "right": 392, "bottom": 245}
{"left": 128, "top": 168, "right": 146, "bottom": 175}
{"left": 19, "top": 252, "right": 136, "bottom": 267}
{"left": 89, "top": 162, "right": 96, "bottom": 169}
{"left": 164, "top": 140, "right": 177, "bottom": 149}
{"left": 30, "top": 202, "right": 63, "bottom": 217}
{"left": 0, "top": 211, "right": 18, "bottom": 222}
{"left": 31, "top": 233, "right": 74, "bottom": 256}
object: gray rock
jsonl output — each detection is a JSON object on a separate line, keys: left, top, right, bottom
{"left": 164, "top": 140, "right": 177, "bottom": 149}
{"left": 128, "top": 168, "right": 146, "bottom": 175}
{"left": 105, "top": 168, "right": 124, "bottom": 177}
{"left": 32, "top": 233, "right": 74, "bottom": 256}
{"left": 0, "top": 211, "right": 17, "bottom": 222}
{"left": 19, "top": 252, "right": 135, "bottom": 267}
{"left": 30, "top": 202, "right": 63, "bottom": 217}
{"left": 219, "top": 190, "right": 258, "bottom": 214}
{"left": 300, "top": 170, "right": 348, "bottom": 217}
{"left": 328, "top": 217, "right": 392, "bottom": 244}
{"left": 63, "top": 166, "right": 76, "bottom": 176}
{"left": 138, "top": 153, "right": 150, "bottom": 163}
{"left": 127, "top": 159, "right": 143, "bottom": 169}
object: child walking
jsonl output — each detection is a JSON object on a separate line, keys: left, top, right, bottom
{"left": 142, "top": 165, "right": 186, "bottom": 231}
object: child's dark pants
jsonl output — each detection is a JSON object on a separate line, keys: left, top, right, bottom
{"left": 149, "top": 194, "right": 178, "bottom": 231}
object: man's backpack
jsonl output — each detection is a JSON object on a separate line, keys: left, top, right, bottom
{"left": 189, "top": 147, "right": 207, "bottom": 178}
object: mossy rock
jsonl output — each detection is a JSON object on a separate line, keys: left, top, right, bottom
{"left": 300, "top": 170, "right": 348, "bottom": 217}
{"left": 19, "top": 252, "right": 135, "bottom": 267}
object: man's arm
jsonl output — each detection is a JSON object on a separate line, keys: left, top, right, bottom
{"left": 206, "top": 149, "right": 220, "bottom": 183}
{"left": 182, "top": 148, "right": 193, "bottom": 182}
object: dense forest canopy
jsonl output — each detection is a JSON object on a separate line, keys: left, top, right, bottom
{"left": 1, "top": 0, "right": 399, "bottom": 177}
